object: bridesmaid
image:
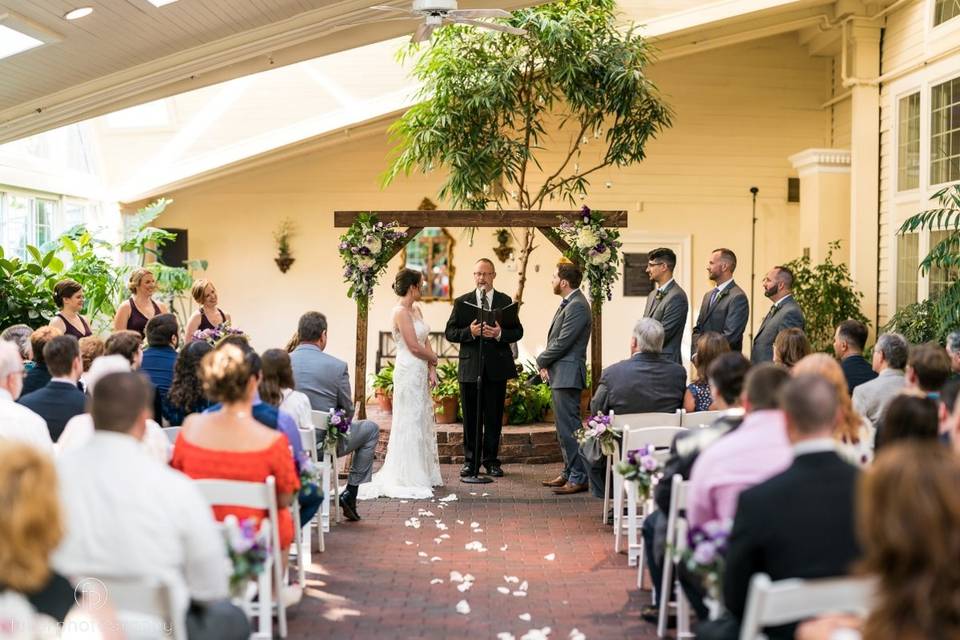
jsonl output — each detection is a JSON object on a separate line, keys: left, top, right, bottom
{"left": 112, "top": 268, "right": 168, "bottom": 337}
{"left": 185, "top": 279, "right": 231, "bottom": 340}
{"left": 49, "top": 279, "right": 93, "bottom": 339}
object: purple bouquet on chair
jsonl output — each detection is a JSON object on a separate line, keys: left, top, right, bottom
{"left": 324, "top": 408, "right": 352, "bottom": 452}
{"left": 222, "top": 515, "right": 270, "bottom": 597}
{"left": 615, "top": 444, "right": 662, "bottom": 500}
{"left": 574, "top": 412, "right": 620, "bottom": 456}
{"left": 297, "top": 451, "right": 322, "bottom": 497}
{"left": 680, "top": 518, "right": 732, "bottom": 608}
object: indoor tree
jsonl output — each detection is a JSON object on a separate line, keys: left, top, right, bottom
{"left": 383, "top": 0, "right": 672, "bottom": 302}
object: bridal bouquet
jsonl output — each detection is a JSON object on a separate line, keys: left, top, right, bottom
{"left": 192, "top": 323, "right": 248, "bottom": 347}
{"left": 324, "top": 408, "right": 352, "bottom": 452}
{"left": 557, "top": 205, "right": 623, "bottom": 301}
{"left": 574, "top": 412, "right": 620, "bottom": 456}
{"left": 221, "top": 515, "right": 270, "bottom": 597}
{"left": 679, "top": 518, "right": 732, "bottom": 610}
{"left": 616, "top": 444, "right": 662, "bottom": 500}
{"left": 297, "top": 451, "right": 322, "bottom": 498}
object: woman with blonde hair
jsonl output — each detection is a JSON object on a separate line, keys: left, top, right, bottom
{"left": 792, "top": 353, "right": 873, "bottom": 465}
{"left": 772, "top": 327, "right": 811, "bottom": 370}
{"left": 112, "top": 268, "right": 167, "bottom": 337}
{"left": 184, "top": 279, "right": 231, "bottom": 340}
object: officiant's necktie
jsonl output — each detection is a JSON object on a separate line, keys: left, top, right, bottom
{"left": 481, "top": 291, "right": 490, "bottom": 311}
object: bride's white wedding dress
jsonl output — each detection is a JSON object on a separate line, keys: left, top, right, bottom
{"left": 358, "top": 312, "right": 443, "bottom": 500}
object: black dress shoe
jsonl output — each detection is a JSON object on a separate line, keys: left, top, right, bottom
{"left": 338, "top": 489, "right": 361, "bottom": 522}
{"left": 460, "top": 464, "right": 473, "bottom": 477}
{"left": 484, "top": 464, "right": 504, "bottom": 477}
{"left": 641, "top": 605, "right": 675, "bottom": 628}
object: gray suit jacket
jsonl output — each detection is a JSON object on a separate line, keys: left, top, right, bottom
{"left": 643, "top": 280, "right": 689, "bottom": 364}
{"left": 750, "top": 296, "right": 805, "bottom": 364}
{"left": 852, "top": 368, "right": 906, "bottom": 429}
{"left": 289, "top": 344, "right": 354, "bottom": 413}
{"left": 692, "top": 280, "right": 750, "bottom": 355}
{"left": 536, "top": 289, "right": 592, "bottom": 390}
{"left": 590, "top": 352, "right": 687, "bottom": 415}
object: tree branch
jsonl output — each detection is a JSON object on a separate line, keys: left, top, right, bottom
{"left": 531, "top": 117, "right": 591, "bottom": 208}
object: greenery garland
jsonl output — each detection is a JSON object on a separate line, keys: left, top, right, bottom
{"left": 338, "top": 213, "right": 407, "bottom": 311}
{"left": 557, "top": 206, "right": 623, "bottom": 302}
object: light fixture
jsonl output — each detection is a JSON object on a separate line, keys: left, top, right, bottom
{"left": 146, "top": 0, "right": 179, "bottom": 6}
{"left": 0, "top": 24, "right": 43, "bottom": 59}
{"left": 64, "top": 7, "right": 94, "bottom": 20}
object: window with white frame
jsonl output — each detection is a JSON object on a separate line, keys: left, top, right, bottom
{"left": 0, "top": 192, "right": 60, "bottom": 258}
{"left": 896, "top": 232, "right": 920, "bottom": 310}
{"left": 934, "top": 0, "right": 960, "bottom": 27}
{"left": 898, "top": 92, "right": 921, "bottom": 191}
{"left": 929, "top": 229, "right": 959, "bottom": 297}
{"left": 930, "top": 76, "right": 960, "bottom": 185}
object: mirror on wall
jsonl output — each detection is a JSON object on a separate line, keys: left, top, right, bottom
{"left": 402, "top": 228, "right": 454, "bottom": 302}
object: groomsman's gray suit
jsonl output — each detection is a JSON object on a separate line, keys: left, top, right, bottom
{"left": 536, "top": 289, "right": 592, "bottom": 486}
{"left": 643, "top": 281, "right": 689, "bottom": 364}
{"left": 691, "top": 280, "right": 750, "bottom": 356}
{"left": 750, "top": 295, "right": 805, "bottom": 364}
{"left": 290, "top": 343, "right": 379, "bottom": 487}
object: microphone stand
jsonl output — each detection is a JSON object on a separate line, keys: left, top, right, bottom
{"left": 462, "top": 307, "right": 494, "bottom": 485}
{"left": 749, "top": 186, "right": 759, "bottom": 345}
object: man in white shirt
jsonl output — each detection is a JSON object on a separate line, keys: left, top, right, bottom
{"left": 53, "top": 371, "right": 248, "bottom": 639}
{"left": 0, "top": 341, "right": 53, "bottom": 454}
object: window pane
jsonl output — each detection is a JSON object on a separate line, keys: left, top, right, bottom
{"left": 930, "top": 229, "right": 959, "bottom": 297}
{"left": 898, "top": 92, "right": 921, "bottom": 190}
{"left": 64, "top": 201, "right": 86, "bottom": 229}
{"left": 934, "top": 0, "right": 960, "bottom": 26}
{"left": 34, "top": 198, "right": 56, "bottom": 247}
{"left": 930, "top": 77, "right": 960, "bottom": 185}
{"left": 896, "top": 233, "right": 919, "bottom": 310}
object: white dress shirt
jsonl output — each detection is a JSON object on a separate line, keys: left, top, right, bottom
{"left": 0, "top": 388, "right": 53, "bottom": 455}
{"left": 475, "top": 287, "right": 502, "bottom": 340}
{"left": 56, "top": 413, "right": 170, "bottom": 463}
{"left": 280, "top": 388, "right": 313, "bottom": 431}
{"left": 53, "top": 431, "right": 229, "bottom": 621}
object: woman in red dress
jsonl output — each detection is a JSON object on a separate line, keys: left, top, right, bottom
{"left": 171, "top": 343, "right": 300, "bottom": 565}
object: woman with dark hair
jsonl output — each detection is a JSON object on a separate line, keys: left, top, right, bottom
{"left": 165, "top": 341, "right": 213, "bottom": 426}
{"left": 875, "top": 394, "right": 939, "bottom": 450}
{"left": 49, "top": 279, "right": 93, "bottom": 339}
{"left": 259, "top": 348, "right": 312, "bottom": 430}
{"left": 772, "top": 327, "right": 810, "bottom": 370}
{"left": 684, "top": 332, "right": 730, "bottom": 412}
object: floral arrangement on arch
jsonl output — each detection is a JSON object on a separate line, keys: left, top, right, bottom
{"left": 339, "top": 212, "right": 407, "bottom": 309}
{"left": 616, "top": 444, "right": 663, "bottom": 500}
{"left": 557, "top": 205, "right": 623, "bottom": 302}
{"left": 574, "top": 412, "right": 621, "bottom": 456}
{"left": 192, "top": 323, "right": 248, "bottom": 347}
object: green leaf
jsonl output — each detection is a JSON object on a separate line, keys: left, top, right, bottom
{"left": 26, "top": 245, "right": 42, "bottom": 264}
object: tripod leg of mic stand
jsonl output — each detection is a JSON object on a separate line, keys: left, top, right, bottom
{"left": 462, "top": 333, "right": 493, "bottom": 485}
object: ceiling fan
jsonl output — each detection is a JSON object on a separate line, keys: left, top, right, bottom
{"left": 369, "top": 0, "right": 526, "bottom": 42}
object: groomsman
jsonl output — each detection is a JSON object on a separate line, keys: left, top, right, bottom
{"left": 538, "top": 262, "right": 592, "bottom": 495}
{"left": 751, "top": 266, "right": 805, "bottom": 364}
{"left": 643, "top": 248, "right": 689, "bottom": 364}
{"left": 692, "top": 248, "right": 749, "bottom": 357}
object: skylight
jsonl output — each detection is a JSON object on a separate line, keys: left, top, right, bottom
{"left": 0, "top": 24, "right": 43, "bottom": 60}
{"left": 146, "top": 0, "right": 179, "bottom": 6}
{"left": 105, "top": 100, "right": 171, "bottom": 129}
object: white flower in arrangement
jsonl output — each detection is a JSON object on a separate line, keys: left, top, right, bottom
{"left": 357, "top": 255, "right": 376, "bottom": 270}
{"left": 575, "top": 227, "right": 599, "bottom": 250}
{"left": 364, "top": 235, "right": 382, "bottom": 255}
{"left": 589, "top": 246, "right": 611, "bottom": 265}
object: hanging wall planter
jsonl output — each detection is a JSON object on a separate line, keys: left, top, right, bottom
{"left": 273, "top": 218, "right": 296, "bottom": 274}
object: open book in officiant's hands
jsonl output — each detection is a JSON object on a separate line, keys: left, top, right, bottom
{"left": 460, "top": 299, "right": 520, "bottom": 329}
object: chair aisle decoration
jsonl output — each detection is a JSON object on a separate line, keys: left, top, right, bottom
{"left": 659, "top": 475, "right": 693, "bottom": 639}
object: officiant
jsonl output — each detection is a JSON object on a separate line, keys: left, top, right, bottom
{"left": 444, "top": 258, "right": 523, "bottom": 478}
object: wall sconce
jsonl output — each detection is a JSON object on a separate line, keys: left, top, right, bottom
{"left": 493, "top": 228, "right": 513, "bottom": 263}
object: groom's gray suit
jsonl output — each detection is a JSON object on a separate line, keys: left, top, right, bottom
{"left": 536, "top": 289, "right": 592, "bottom": 486}
{"left": 290, "top": 343, "right": 379, "bottom": 487}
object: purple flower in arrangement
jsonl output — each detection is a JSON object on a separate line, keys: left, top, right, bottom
{"left": 693, "top": 541, "right": 718, "bottom": 565}
{"left": 339, "top": 241, "right": 349, "bottom": 250}
{"left": 357, "top": 246, "right": 371, "bottom": 256}
{"left": 593, "top": 242, "right": 606, "bottom": 253}
{"left": 641, "top": 456, "right": 659, "bottom": 472}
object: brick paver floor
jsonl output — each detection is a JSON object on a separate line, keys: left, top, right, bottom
{"left": 287, "top": 462, "right": 660, "bottom": 640}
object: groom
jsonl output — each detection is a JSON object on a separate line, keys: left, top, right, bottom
{"left": 445, "top": 258, "right": 524, "bottom": 478}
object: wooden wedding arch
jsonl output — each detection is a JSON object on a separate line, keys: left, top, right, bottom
{"left": 334, "top": 210, "right": 628, "bottom": 419}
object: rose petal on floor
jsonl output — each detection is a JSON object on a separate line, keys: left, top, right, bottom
{"left": 456, "top": 600, "right": 471, "bottom": 615}
{"left": 497, "top": 587, "right": 510, "bottom": 594}
{"left": 504, "top": 576, "right": 519, "bottom": 583}
{"left": 463, "top": 573, "right": 475, "bottom": 582}
{"left": 568, "top": 629, "right": 585, "bottom": 640}
{"left": 434, "top": 538, "right": 443, "bottom": 544}
{"left": 430, "top": 579, "right": 444, "bottom": 585}
{"left": 500, "top": 544, "right": 509, "bottom": 551}
{"left": 404, "top": 541, "right": 413, "bottom": 545}
{"left": 544, "top": 553, "right": 556, "bottom": 561}
{"left": 512, "top": 591, "right": 528, "bottom": 597}
{"left": 519, "top": 580, "right": 528, "bottom": 592}
{"left": 470, "top": 522, "right": 480, "bottom": 528}
{"left": 440, "top": 534, "right": 450, "bottom": 539}
{"left": 456, "top": 519, "right": 465, "bottom": 525}
{"left": 430, "top": 556, "right": 442, "bottom": 562}
{"left": 449, "top": 571, "right": 464, "bottom": 583}
{"left": 497, "top": 634, "right": 516, "bottom": 640}
{"left": 439, "top": 493, "right": 458, "bottom": 502}
{"left": 457, "top": 581, "right": 473, "bottom": 592}
{"left": 519, "top": 613, "right": 532, "bottom": 621}
{"left": 520, "top": 627, "right": 552, "bottom": 640}
{"left": 417, "top": 552, "right": 428, "bottom": 557}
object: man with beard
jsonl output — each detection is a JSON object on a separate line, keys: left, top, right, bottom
{"left": 691, "top": 249, "right": 749, "bottom": 358}
{"left": 750, "top": 266, "right": 805, "bottom": 364}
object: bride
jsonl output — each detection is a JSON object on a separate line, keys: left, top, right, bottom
{"left": 359, "top": 269, "right": 443, "bottom": 499}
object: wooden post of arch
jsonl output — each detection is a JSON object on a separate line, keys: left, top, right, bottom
{"left": 335, "top": 210, "right": 627, "bottom": 419}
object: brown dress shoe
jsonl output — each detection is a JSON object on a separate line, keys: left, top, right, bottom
{"left": 553, "top": 482, "right": 589, "bottom": 495}
{"left": 542, "top": 475, "right": 567, "bottom": 488}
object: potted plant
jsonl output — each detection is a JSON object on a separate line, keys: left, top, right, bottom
{"left": 370, "top": 362, "right": 394, "bottom": 413}
{"left": 432, "top": 361, "right": 460, "bottom": 424}
{"left": 274, "top": 218, "right": 295, "bottom": 273}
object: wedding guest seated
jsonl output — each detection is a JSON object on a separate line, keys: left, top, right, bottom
{"left": 57, "top": 355, "right": 170, "bottom": 462}
{"left": 874, "top": 395, "right": 939, "bottom": 450}
{"left": 55, "top": 371, "right": 249, "bottom": 638}
{"left": 290, "top": 311, "right": 380, "bottom": 522}
{"left": 165, "top": 341, "right": 213, "bottom": 426}
{"left": 18, "top": 335, "right": 86, "bottom": 442}
{"left": 772, "top": 327, "right": 810, "bottom": 370}
{"left": 793, "top": 354, "right": 873, "bottom": 466}
{"left": 0, "top": 443, "right": 81, "bottom": 633}
{"left": 172, "top": 345, "right": 301, "bottom": 603}
{"left": 796, "top": 442, "right": 960, "bottom": 640}
{"left": 834, "top": 320, "right": 876, "bottom": 394}
{"left": 142, "top": 313, "right": 180, "bottom": 423}
{"left": 112, "top": 268, "right": 167, "bottom": 337}
{"left": 105, "top": 329, "right": 144, "bottom": 369}
{"left": 697, "top": 375, "right": 861, "bottom": 640}
{"left": 1, "top": 323, "right": 34, "bottom": 365}
{"left": 948, "top": 331, "right": 960, "bottom": 382}
{"left": 904, "top": 341, "right": 951, "bottom": 397}
{"left": 48, "top": 279, "right": 92, "bottom": 339}
{"left": 185, "top": 279, "right": 231, "bottom": 340}
{"left": 78, "top": 335, "right": 105, "bottom": 392}
{"left": 685, "top": 332, "right": 730, "bottom": 412}
{"left": 586, "top": 317, "right": 687, "bottom": 498}
{"left": 642, "top": 352, "right": 750, "bottom": 623}
{"left": 260, "top": 348, "right": 313, "bottom": 431}
{"left": 21, "top": 326, "right": 62, "bottom": 396}
{"left": 939, "top": 379, "right": 960, "bottom": 439}
{"left": 852, "top": 332, "right": 908, "bottom": 429}
{"left": 0, "top": 342, "right": 53, "bottom": 454}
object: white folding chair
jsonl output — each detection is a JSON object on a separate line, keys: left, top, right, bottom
{"left": 297, "top": 427, "right": 326, "bottom": 560}
{"left": 603, "top": 410, "right": 682, "bottom": 524}
{"left": 194, "top": 476, "right": 287, "bottom": 639}
{"left": 93, "top": 574, "right": 184, "bottom": 640}
{"left": 658, "top": 474, "right": 694, "bottom": 639}
{"left": 613, "top": 424, "right": 686, "bottom": 563}
{"left": 311, "top": 410, "right": 340, "bottom": 527}
{"left": 680, "top": 410, "right": 725, "bottom": 428}
{"left": 162, "top": 426, "right": 181, "bottom": 445}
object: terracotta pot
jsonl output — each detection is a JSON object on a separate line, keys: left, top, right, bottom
{"left": 434, "top": 396, "right": 459, "bottom": 424}
{"left": 543, "top": 408, "right": 556, "bottom": 423}
{"left": 375, "top": 390, "right": 393, "bottom": 414}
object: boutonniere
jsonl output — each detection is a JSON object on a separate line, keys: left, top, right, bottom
{"left": 655, "top": 289, "right": 666, "bottom": 302}
{"left": 716, "top": 290, "right": 729, "bottom": 302}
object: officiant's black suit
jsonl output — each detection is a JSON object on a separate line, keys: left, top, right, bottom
{"left": 445, "top": 290, "right": 523, "bottom": 470}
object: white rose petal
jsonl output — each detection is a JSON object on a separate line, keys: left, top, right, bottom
{"left": 470, "top": 522, "right": 480, "bottom": 528}
{"left": 463, "top": 574, "right": 475, "bottom": 582}
{"left": 500, "top": 544, "right": 509, "bottom": 551}
{"left": 512, "top": 591, "right": 528, "bottom": 597}
{"left": 497, "top": 634, "right": 516, "bottom": 640}
{"left": 449, "top": 571, "right": 464, "bottom": 583}
{"left": 430, "top": 556, "right": 442, "bottom": 562}
{"left": 455, "top": 600, "right": 471, "bottom": 615}
{"left": 497, "top": 587, "right": 511, "bottom": 594}
{"left": 569, "top": 629, "right": 586, "bottom": 640}
{"left": 504, "top": 576, "right": 519, "bottom": 583}
{"left": 404, "top": 541, "right": 413, "bottom": 545}
{"left": 482, "top": 493, "right": 490, "bottom": 496}
{"left": 430, "top": 579, "right": 444, "bottom": 585}
{"left": 521, "top": 628, "right": 552, "bottom": 640}
{"left": 473, "top": 528, "right": 484, "bottom": 533}
{"left": 544, "top": 553, "right": 556, "bottom": 561}
{"left": 440, "top": 534, "right": 450, "bottom": 539}
{"left": 418, "top": 552, "right": 428, "bottom": 557}
{"left": 434, "top": 538, "right": 443, "bottom": 544}
{"left": 519, "top": 581, "right": 528, "bottom": 592}
{"left": 457, "top": 581, "right": 473, "bottom": 592}
{"left": 519, "top": 613, "right": 532, "bottom": 622}
{"left": 456, "top": 520, "right": 465, "bottom": 525}
{"left": 439, "top": 494, "right": 458, "bottom": 502}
